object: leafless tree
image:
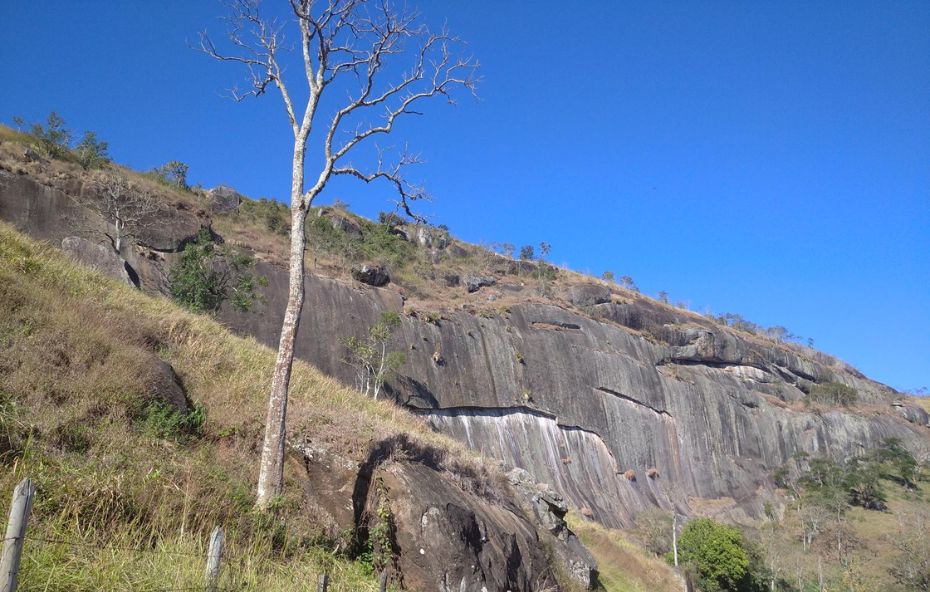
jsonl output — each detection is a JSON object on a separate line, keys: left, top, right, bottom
{"left": 201, "top": 0, "right": 478, "bottom": 508}
{"left": 84, "top": 173, "right": 160, "bottom": 254}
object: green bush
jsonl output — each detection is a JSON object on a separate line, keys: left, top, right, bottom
{"left": 149, "top": 160, "right": 190, "bottom": 190}
{"left": 241, "top": 197, "right": 289, "bottom": 234}
{"left": 168, "top": 229, "right": 265, "bottom": 314}
{"left": 675, "top": 518, "right": 750, "bottom": 592}
{"left": 25, "top": 112, "right": 72, "bottom": 158}
{"left": 807, "top": 382, "right": 858, "bottom": 406}
{"left": 137, "top": 400, "right": 205, "bottom": 442}
{"left": 75, "top": 131, "right": 110, "bottom": 170}
{"left": 359, "top": 222, "right": 414, "bottom": 269}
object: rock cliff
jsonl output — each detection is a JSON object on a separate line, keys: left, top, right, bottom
{"left": 2, "top": 162, "right": 928, "bottom": 537}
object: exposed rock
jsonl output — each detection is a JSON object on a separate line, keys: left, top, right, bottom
{"left": 413, "top": 225, "right": 449, "bottom": 249}
{"left": 506, "top": 468, "right": 597, "bottom": 589}
{"left": 569, "top": 283, "right": 612, "bottom": 307}
{"left": 351, "top": 264, "right": 390, "bottom": 287}
{"left": 299, "top": 436, "right": 572, "bottom": 592}
{"left": 22, "top": 147, "right": 45, "bottom": 163}
{"left": 893, "top": 402, "right": 929, "bottom": 426}
{"left": 61, "top": 236, "right": 134, "bottom": 285}
{"left": 448, "top": 243, "right": 469, "bottom": 258}
{"left": 464, "top": 275, "right": 496, "bottom": 293}
{"left": 206, "top": 185, "right": 242, "bottom": 213}
{"left": 147, "top": 359, "right": 189, "bottom": 413}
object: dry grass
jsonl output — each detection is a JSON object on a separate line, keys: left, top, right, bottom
{"left": 566, "top": 512, "right": 681, "bottom": 592}
{"left": 0, "top": 220, "right": 492, "bottom": 590}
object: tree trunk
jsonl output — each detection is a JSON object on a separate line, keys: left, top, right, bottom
{"left": 256, "top": 146, "right": 308, "bottom": 509}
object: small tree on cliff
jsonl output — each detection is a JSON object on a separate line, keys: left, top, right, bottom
{"left": 86, "top": 173, "right": 160, "bottom": 254}
{"left": 201, "top": 0, "right": 478, "bottom": 508}
{"left": 341, "top": 311, "right": 406, "bottom": 400}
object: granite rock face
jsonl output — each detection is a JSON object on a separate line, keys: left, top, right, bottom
{"left": 6, "top": 168, "right": 930, "bottom": 539}
{"left": 220, "top": 266, "right": 929, "bottom": 528}
{"left": 297, "top": 435, "right": 581, "bottom": 591}
{"left": 62, "top": 236, "right": 135, "bottom": 286}
{"left": 206, "top": 185, "right": 242, "bottom": 213}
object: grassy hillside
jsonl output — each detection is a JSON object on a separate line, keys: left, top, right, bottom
{"left": 0, "top": 221, "right": 489, "bottom": 591}
{"left": 566, "top": 513, "right": 682, "bottom": 592}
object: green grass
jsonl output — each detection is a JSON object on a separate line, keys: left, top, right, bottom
{"left": 566, "top": 513, "right": 681, "bottom": 592}
{"left": 0, "top": 221, "right": 486, "bottom": 590}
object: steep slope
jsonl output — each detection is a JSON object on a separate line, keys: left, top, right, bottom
{"left": 0, "top": 220, "right": 594, "bottom": 591}
{"left": 2, "top": 127, "right": 928, "bottom": 539}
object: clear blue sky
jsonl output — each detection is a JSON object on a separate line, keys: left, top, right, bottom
{"left": 1, "top": 2, "right": 928, "bottom": 392}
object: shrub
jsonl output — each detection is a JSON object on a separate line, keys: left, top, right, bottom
{"left": 519, "top": 244, "right": 535, "bottom": 260}
{"left": 377, "top": 211, "right": 405, "bottom": 228}
{"left": 168, "top": 229, "right": 265, "bottom": 314}
{"left": 676, "top": 518, "right": 749, "bottom": 592}
{"left": 359, "top": 222, "right": 415, "bottom": 269}
{"left": 137, "top": 400, "right": 205, "bottom": 441}
{"left": 25, "top": 111, "right": 72, "bottom": 158}
{"left": 150, "top": 160, "right": 190, "bottom": 190}
{"left": 807, "top": 382, "right": 858, "bottom": 406}
{"left": 75, "top": 131, "right": 110, "bottom": 170}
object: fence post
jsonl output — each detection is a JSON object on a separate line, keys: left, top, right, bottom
{"left": 203, "top": 526, "right": 224, "bottom": 592}
{"left": 316, "top": 572, "right": 329, "bottom": 592}
{"left": 379, "top": 569, "right": 388, "bottom": 592}
{"left": 1, "top": 478, "right": 35, "bottom": 592}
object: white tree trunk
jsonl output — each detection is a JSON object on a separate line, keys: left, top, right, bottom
{"left": 256, "top": 146, "right": 308, "bottom": 509}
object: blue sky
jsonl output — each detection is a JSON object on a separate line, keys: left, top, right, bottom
{"left": 1, "top": 2, "right": 927, "bottom": 392}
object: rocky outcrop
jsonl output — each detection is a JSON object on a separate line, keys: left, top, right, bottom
{"left": 464, "top": 274, "right": 496, "bottom": 293}
{"left": 62, "top": 236, "right": 135, "bottom": 286}
{"left": 352, "top": 263, "right": 391, "bottom": 287}
{"left": 206, "top": 185, "right": 242, "bottom": 213}
{"left": 5, "top": 164, "right": 929, "bottom": 538}
{"left": 297, "top": 435, "right": 583, "bottom": 591}
{"left": 568, "top": 283, "right": 612, "bottom": 307}
{"left": 220, "top": 267, "right": 928, "bottom": 528}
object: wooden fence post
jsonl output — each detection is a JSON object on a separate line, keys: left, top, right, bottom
{"left": 316, "top": 572, "right": 329, "bottom": 592}
{"left": 204, "top": 526, "right": 224, "bottom": 592}
{"left": 1, "top": 478, "right": 35, "bottom": 592}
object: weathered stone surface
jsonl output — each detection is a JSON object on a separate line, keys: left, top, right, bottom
{"left": 61, "top": 236, "right": 134, "bottom": 285}
{"left": 464, "top": 275, "right": 496, "bottom": 293}
{"left": 893, "top": 403, "right": 929, "bottom": 427}
{"left": 206, "top": 185, "right": 242, "bottom": 213}
{"left": 568, "top": 283, "right": 612, "bottom": 306}
{"left": 298, "top": 436, "right": 574, "bottom": 592}
{"left": 352, "top": 263, "right": 390, "bottom": 287}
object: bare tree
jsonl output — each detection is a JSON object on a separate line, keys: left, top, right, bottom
{"left": 86, "top": 173, "right": 160, "bottom": 254}
{"left": 201, "top": 0, "right": 478, "bottom": 508}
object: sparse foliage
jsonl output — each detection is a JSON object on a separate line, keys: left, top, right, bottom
{"left": 151, "top": 160, "right": 190, "bottom": 190}
{"left": 519, "top": 244, "right": 535, "bottom": 260}
{"left": 200, "top": 0, "right": 477, "bottom": 507}
{"left": 342, "top": 311, "right": 406, "bottom": 400}
{"left": 75, "top": 131, "right": 111, "bottom": 170}
{"left": 25, "top": 111, "right": 72, "bottom": 158}
{"left": 601, "top": 271, "right": 614, "bottom": 282}
{"left": 88, "top": 173, "right": 160, "bottom": 254}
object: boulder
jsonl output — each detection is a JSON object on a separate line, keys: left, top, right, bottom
{"left": 352, "top": 264, "right": 390, "bottom": 287}
{"left": 206, "top": 186, "right": 242, "bottom": 214}
{"left": 893, "top": 403, "right": 930, "bottom": 427}
{"left": 421, "top": 225, "right": 449, "bottom": 249}
{"left": 442, "top": 272, "right": 460, "bottom": 288}
{"left": 61, "top": 236, "right": 134, "bottom": 285}
{"left": 568, "top": 283, "right": 612, "bottom": 306}
{"left": 464, "top": 275, "right": 496, "bottom": 293}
